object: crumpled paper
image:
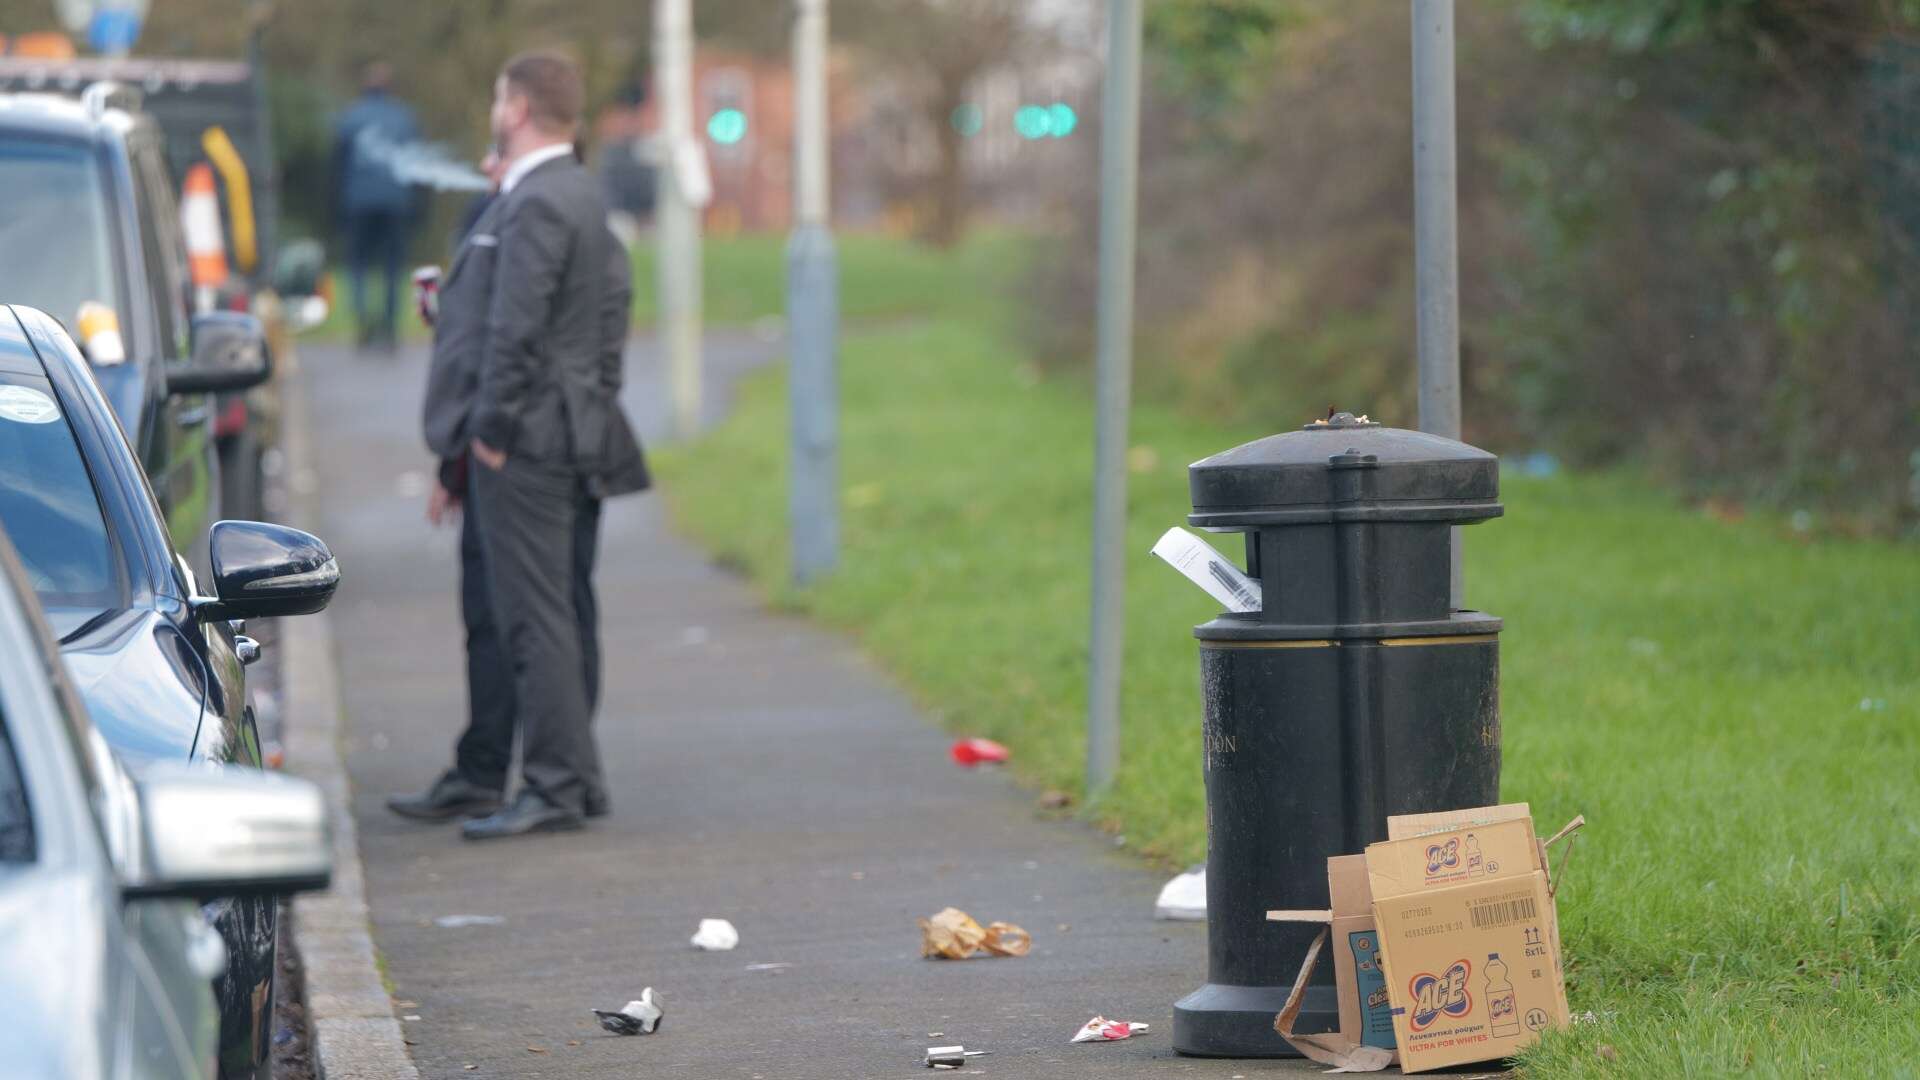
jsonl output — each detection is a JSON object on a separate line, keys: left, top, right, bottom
{"left": 1071, "top": 1017, "right": 1149, "bottom": 1043}
{"left": 918, "top": 907, "right": 1032, "bottom": 960}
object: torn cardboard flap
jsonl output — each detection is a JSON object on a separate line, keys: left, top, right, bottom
{"left": 1386, "top": 801, "right": 1532, "bottom": 840}
{"left": 1270, "top": 854, "right": 1397, "bottom": 1072}
{"left": 1366, "top": 816, "right": 1540, "bottom": 901}
{"left": 1541, "top": 814, "right": 1586, "bottom": 897}
{"left": 1273, "top": 927, "right": 1395, "bottom": 1072}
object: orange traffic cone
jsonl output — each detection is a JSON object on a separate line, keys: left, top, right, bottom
{"left": 180, "top": 163, "right": 229, "bottom": 309}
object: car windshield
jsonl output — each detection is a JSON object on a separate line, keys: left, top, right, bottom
{"left": 0, "top": 138, "right": 122, "bottom": 339}
{"left": 0, "top": 371, "right": 123, "bottom": 628}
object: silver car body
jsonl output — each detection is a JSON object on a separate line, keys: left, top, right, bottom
{"left": 0, "top": 534, "right": 224, "bottom": 1079}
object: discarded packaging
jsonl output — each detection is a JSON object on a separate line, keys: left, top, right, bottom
{"left": 1269, "top": 853, "right": 1396, "bottom": 1071}
{"left": 949, "top": 737, "right": 1010, "bottom": 767}
{"left": 1367, "top": 804, "right": 1581, "bottom": 1074}
{"left": 1071, "top": 1017, "right": 1149, "bottom": 1043}
{"left": 691, "top": 918, "right": 739, "bottom": 951}
{"left": 918, "top": 907, "right": 1032, "bottom": 960}
{"left": 1151, "top": 527, "right": 1260, "bottom": 612}
{"left": 592, "top": 988, "right": 663, "bottom": 1036}
{"left": 924, "top": 1045, "right": 989, "bottom": 1068}
{"left": 1154, "top": 865, "right": 1206, "bottom": 921}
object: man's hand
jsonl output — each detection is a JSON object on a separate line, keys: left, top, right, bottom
{"left": 471, "top": 438, "right": 508, "bottom": 472}
{"left": 426, "top": 482, "right": 460, "bottom": 527}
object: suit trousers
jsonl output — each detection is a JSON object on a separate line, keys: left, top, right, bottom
{"left": 461, "top": 457, "right": 604, "bottom": 812}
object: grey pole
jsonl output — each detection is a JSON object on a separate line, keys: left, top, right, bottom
{"left": 655, "top": 0, "right": 704, "bottom": 439}
{"left": 1411, "top": 0, "right": 1463, "bottom": 608}
{"left": 1086, "top": 0, "right": 1143, "bottom": 798}
{"left": 789, "top": 0, "right": 839, "bottom": 585}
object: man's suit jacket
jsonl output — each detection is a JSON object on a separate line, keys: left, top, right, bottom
{"left": 422, "top": 196, "right": 501, "bottom": 461}
{"left": 461, "top": 154, "right": 648, "bottom": 496}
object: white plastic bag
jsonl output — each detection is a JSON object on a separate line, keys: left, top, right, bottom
{"left": 1154, "top": 865, "right": 1206, "bottom": 921}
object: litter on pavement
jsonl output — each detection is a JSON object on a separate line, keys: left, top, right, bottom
{"left": 432, "top": 914, "right": 506, "bottom": 928}
{"left": 690, "top": 918, "right": 740, "bottom": 951}
{"left": 918, "top": 907, "right": 1032, "bottom": 959}
{"left": 1071, "top": 1017, "right": 1149, "bottom": 1043}
{"left": 949, "top": 737, "right": 1009, "bottom": 767}
{"left": 925, "top": 1045, "right": 990, "bottom": 1068}
{"left": 593, "top": 988, "right": 664, "bottom": 1035}
{"left": 1154, "top": 865, "right": 1206, "bottom": 920}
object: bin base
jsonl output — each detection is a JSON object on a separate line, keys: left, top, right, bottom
{"left": 1173, "top": 981, "right": 1339, "bottom": 1057}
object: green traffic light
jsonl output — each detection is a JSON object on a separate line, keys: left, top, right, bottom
{"left": 951, "top": 103, "right": 984, "bottom": 138}
{"left": 707, "top": 107, "right": 748, "bottom": 146}
{"left": 1047, "top": 102, "right": 1077, "bottom": 137}
{"left": 1014, "top": 104, "right": 1051, "bottom": 140}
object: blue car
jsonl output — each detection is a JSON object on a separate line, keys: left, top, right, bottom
{"left": 0, "top": 304, "right": 336, "bottom": 1079}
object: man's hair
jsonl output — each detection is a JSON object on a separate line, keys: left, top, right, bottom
{"left": 501, "top": 50, "right": 584, "bottom": 134}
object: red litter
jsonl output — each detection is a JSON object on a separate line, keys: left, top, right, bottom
{"left": 1071, "top": 1017, "right": 1149, "bottom": 1044}
{"left": 949, "top": 737, "right": 1010, "bottom": 767}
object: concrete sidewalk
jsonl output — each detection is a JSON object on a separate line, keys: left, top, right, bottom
{"left": 297, "top": 334, "right": 1319, "bottom": 1079}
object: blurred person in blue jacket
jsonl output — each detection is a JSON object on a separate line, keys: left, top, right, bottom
{"left": 331, "top": 61, "right": 421, "bottom": 351}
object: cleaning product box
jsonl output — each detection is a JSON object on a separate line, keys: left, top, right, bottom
{"left": 1365, "top": 804, "right": 1573, "bottom": 1074}
{"left": 1269, "top": 855, "right": 1397, "bottom": 1071}
{"left": 1327, "top": 854, "right": 1396, "bottom": 1052}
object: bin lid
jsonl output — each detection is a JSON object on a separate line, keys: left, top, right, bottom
{"left": 1188, "top": 412, "right": 1500, "bottom": 528}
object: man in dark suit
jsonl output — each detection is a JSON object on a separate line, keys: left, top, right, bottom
{"left": 389, "top": 52, "right": 647, "bottom": 839}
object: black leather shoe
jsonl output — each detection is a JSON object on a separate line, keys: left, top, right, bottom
{"left": 584, "top": 790, "right": 610, "bottom": 819}
{"left": 461, "top": 790, "right": 584, "bottom": 841}
{"left": 386, "top": 773, "right": 503, "bottom": 822}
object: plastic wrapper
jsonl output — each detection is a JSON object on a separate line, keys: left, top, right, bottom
{"left": 1071, "top": 1017, "right": 1149, "bottom": 1043}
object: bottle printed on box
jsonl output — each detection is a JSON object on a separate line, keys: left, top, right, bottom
{"left": 1465, "top": 832, "right": 1483, "bottom": 875}
{"left": 1348, "top": 932, "right": 1396, "bottom": 1049}
{"left": 1485, "top": 952, "right": 1520, "bottom": 1037}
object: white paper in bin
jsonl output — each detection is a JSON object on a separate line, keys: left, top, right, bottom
{"left": 1151, "top": 527, "right": 1260, "bottom": 612}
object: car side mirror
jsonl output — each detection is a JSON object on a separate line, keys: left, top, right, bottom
{"left": 123, "top": 763, "right": 331, "bottom": 900}
{"left": 194, "top": 520, "right": 339, "bottom": 622}
{"left": 168, "top": 312, "right": 272, "bottom": 396}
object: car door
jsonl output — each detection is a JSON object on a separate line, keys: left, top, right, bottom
{"left": 0, "top": 564, "right": 216, "bottom": 1080}
{"left": 127, "top": 134, "right": 217, "bottom": 580}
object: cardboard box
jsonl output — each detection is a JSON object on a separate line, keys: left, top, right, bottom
{"left": 1366, "top": 816, "right": 1540, "bottom": 898}
{"left": 1268, "top": 855, "right": 1397, "bottom": 1071}
{"left": 1366, "top": 805, "right": 1572, "bottom": 1074}
{"left": 1327, "top": 855, "right": 1396, "bottom": 1052}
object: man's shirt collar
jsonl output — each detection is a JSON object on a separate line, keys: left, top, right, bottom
{"left": 502, "top": 142, "right": 573, "bottom": 194}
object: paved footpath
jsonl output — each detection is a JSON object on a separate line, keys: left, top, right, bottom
{"left": 298, "top": 335, "right": 1319, "bottom": 1079}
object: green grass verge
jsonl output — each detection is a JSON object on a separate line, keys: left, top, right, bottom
{"left": 661, "top": 232, "right": 1918, "bottom": 1077}
{"left": 626, "top": 229, "right": 1029, "bottom": 328}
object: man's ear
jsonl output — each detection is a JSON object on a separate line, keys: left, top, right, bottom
{"left": 501, "top": 91, "right": 527, "bottom": 132}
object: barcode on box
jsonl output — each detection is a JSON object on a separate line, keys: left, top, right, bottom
{"left": 1468, "top": 895, "right": 1537, "bottom": 929}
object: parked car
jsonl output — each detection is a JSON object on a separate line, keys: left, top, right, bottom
{"left": 0, "top": 304, "right": 337, "bottom": 1079}
{"left": 0, "top": 86, "right": 278, "bottom": 579}
{"left": 0, "top": 515, "right": 331, "bottom": 1080}
{"left": 0, "top": 61, "right": 333, "bottom": 528}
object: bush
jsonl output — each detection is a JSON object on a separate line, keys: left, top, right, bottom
{"left": 1031, "top": 1, "right": 1920, "bottom": 532}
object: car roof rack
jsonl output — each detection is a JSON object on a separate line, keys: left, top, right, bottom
{"left": 80, "top": 81, "right": 142, "bottom": 118}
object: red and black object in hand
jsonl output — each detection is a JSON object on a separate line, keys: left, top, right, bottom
{"left": 412, "top": 265, "right": 442, "bottom": 327}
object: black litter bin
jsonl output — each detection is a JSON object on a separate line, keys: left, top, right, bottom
{"left": 1171, "top": 412, "right": 1505, "bottom": 1058}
